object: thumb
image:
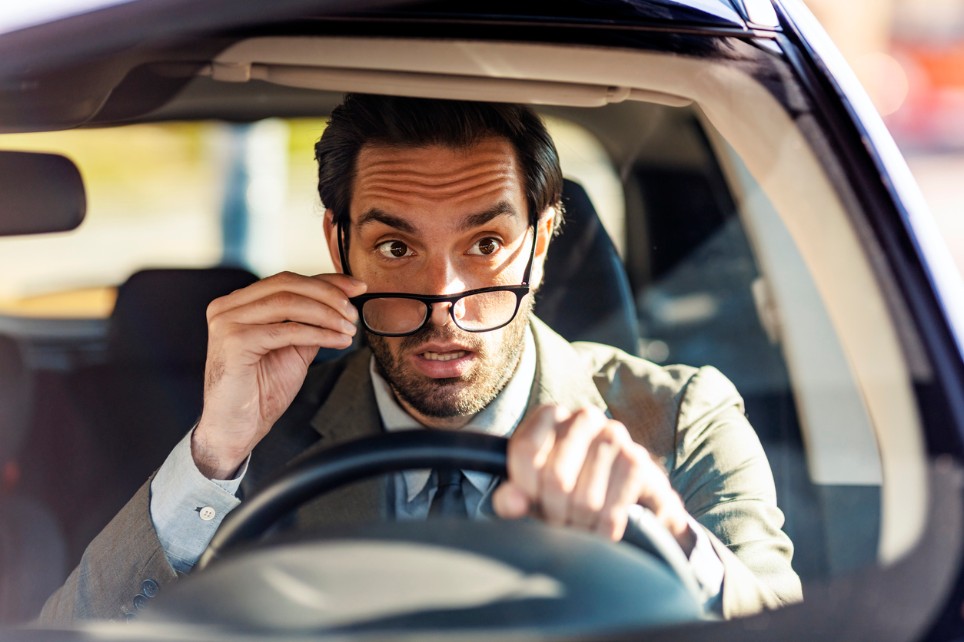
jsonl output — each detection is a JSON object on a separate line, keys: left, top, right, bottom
{"left": 492, "top": 481, "right": 533, "bottom": 519}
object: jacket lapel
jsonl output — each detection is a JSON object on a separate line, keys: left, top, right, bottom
{"left": 292, "top": 348, "right": 389, "bottom": 527}
{"left": 528, "top": 317, "right": 609, "bottom": 414}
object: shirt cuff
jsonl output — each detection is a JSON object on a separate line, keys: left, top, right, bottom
{"left": 149, "top": 426, "right": 251, "bottom": 573}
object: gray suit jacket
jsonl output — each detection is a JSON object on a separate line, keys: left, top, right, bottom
{"left": 40, "top": 318, "right": 801, "bottom": 623}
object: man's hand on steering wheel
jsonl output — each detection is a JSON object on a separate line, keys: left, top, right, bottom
{"left": 492, "top": 405, "right": 697, "bottom": 556}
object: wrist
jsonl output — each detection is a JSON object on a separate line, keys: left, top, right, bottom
{"left": 191, "top": 427, "right": 247, "bottom": 480}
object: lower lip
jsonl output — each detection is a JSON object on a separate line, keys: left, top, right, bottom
{"left": 410, "top": 351, "right": 474, "bottom": 378}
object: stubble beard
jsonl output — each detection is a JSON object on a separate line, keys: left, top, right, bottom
{"left": 368, "top": 297, "right": 533, "bottom": 420}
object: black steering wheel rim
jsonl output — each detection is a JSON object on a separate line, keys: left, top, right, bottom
{"left": 199, "top": 430, "right": 507, "bottom": 569}
{"left": 197, "top": 429, "right": 705, "bottom": 609}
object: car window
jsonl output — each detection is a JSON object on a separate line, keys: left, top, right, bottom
{"left": 0, "top": 118, "right": 620, "bottom": 318}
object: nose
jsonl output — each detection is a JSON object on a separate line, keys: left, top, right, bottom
{"left": 424, "top": 255, "right": 466, "bottom": 328}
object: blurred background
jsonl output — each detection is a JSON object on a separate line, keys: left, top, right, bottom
{"left": 807, "top": 0, "right": 964, "bottom": 276}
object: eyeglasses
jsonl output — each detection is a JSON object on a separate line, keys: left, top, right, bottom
{"left": 339, "top": 224, "right": 536, "bottom": 337}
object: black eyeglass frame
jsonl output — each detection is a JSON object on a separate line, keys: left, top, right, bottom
{"left": 338, "top": 223, "right": 537, "bottom": 337}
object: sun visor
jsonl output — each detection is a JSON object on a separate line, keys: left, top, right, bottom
{"left": 0, "top": 151, "right": 86, "bottom": 236}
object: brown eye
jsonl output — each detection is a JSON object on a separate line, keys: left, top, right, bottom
{"left": 376, "top": 240, "right": 413, "bottom": 259}
{"left": 472, "top": 237, "right": 502, "bottom": 256}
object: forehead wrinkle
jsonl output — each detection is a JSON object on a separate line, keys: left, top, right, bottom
{"left": 358, "top": 176, "right": 515, "bottom": 204}
{"left": 355, "top": 164, "right": 516, "bottom": 194}
{"left": 360, "top": 152, "right": 511, "bottom": 173}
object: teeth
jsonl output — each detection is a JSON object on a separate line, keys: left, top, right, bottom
{"left": 423, "top": 351, "right": 467, "bottom": 362}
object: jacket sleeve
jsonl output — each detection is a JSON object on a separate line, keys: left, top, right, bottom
{"left": 37, "top": 477, "right": 178, "bottom": 625}
{"left": 671, "top": 366, "right": 802, "bottom": 618}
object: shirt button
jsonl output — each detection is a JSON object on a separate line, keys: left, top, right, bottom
{"left": 199, "top": 506, "right": 216, "bottom": 521}
{"left": 141, "top": 579, "right": 159, "bottom": 598}
{"left": 132, "top": 594, "right": 148, "bottom": 610}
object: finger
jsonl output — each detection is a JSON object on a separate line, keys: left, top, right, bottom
{"left": 539, "top": 407, "right": 607, "bottom": 527}
{"left": 312, "top": 272, "right": 368, "bottom": 297}
{"left": 633, "top": 451, "right": 692, "bottom": 546}
{"left": 491, "top": 481, "right": 533, "bottom": 519}
{"left": 568, "top": 426, "right": 622, "bottom": 530}
{"left": 207, "top": 272, "right": 366, "bottom": 323}
{"left": 506, "top": 405, "right": 567, "bottom": 501}
{"left": 211, "top": 291, "right": 359, "bottom": 336}
{"left": 218, "top": 321, "right": 355, "bottom": 364}
{"left": 595, "top": 434, "right": 648, "bottom": 541}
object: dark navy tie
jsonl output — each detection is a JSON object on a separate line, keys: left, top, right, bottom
{"left": 429, "top": 468, "right": 467, "bottom": 517}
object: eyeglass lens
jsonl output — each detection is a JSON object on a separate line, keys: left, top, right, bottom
{"left": 360, "top": 289, "right": 520, "bottom": 335}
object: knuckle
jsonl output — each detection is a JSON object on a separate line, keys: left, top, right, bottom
{"left": 593, "top": 426, "right": 621, "bottom": 448}
{"left": 572, "top": 493, "right": 602, "bottom": 517}
{"left": 206, "top": 296, "right": 227, "bottom": 322}
{"left": 541, "top": 465, "right": 571, "bottom": 496}
{"left": 207, "top": 312, "right": 226, "bottom": 335}
{"left": 597, "top": 508, "right": 621, "bottom": 533}
{"left": 265, "top": 323, "right": 290, "bottom": 340}
{"left": 508, "top": 432, "right": 543, "bottom": 461}
{"left": 267, "top": 291, "right": 299, "bottom": 309}
{"left": 606, "top": 419, "right": 630, "bottom": 439}
{"left": 614, "top": 448, "right": 638, "bottom": 470}
{"left": 570, "top": 407, "right": 600, "bottom": 428}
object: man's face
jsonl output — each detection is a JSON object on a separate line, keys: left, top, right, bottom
{"left": 326, "top": 137, "right": 553, "bottom": 428}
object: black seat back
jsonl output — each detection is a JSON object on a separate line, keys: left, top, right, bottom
{"left": 53, "top": 267, "right": 258, "bottom": 566}
{"left": 535, "top": 179, "right": 639, "bottom": 355}
{"left": 107, "top": 267, "right": 259, "bottom": 366}
{"left": 0, "top": 334, "right": 66, "bottom": 623}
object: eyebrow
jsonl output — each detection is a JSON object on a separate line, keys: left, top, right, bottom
{"left": 461, "top": 201, "right": 518, "bottom": 228}
{"left": 356, "top": 201, "right": 520, "bottom": 233}
{"left": 356, "top": 208, "right": 416, "bottom": 233}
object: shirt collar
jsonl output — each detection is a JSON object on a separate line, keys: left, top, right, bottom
{"left": 370, "top": 325, "right": 537, "bottom": 502}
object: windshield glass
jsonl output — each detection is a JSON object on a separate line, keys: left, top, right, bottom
{"left": 0, "top": 27, "right": 939, "bottom": 637}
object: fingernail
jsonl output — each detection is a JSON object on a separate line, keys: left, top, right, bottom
{"left": 345, "top": 301, "right": 359, "bottom": 322}
{"left": 341, "top": 319, "right": 357, "bottom": 334}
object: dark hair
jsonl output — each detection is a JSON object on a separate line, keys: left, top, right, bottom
{"left": 315, "top": 94, "right": 564, "bottom": 232}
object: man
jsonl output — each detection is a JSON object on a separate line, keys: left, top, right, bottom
{"left": 41, "top": 94, "right": 801, "bottom": 623}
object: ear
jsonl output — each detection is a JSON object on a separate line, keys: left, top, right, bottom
{"left": 530, "top": 206, "right": 557, "bottom": 289}
{"left": 323, "top": 209, "right": 344, "bottom": 273}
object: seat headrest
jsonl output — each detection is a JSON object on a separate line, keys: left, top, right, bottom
{"left": 534, "top": 179, "right": 639, "bottom": 355}
{"left": 108, "top": 267, "right": 259, "bottom": 366}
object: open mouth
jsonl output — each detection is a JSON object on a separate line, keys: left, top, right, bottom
{"left": 422, "top": 350, "right": 468, "bottom": 362}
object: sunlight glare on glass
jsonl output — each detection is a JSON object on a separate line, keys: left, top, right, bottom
{"left": 0, "top": 0, "right": 139, "bottom": 34}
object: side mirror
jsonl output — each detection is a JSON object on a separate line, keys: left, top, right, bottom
{"left": 0, "top": 151, "right": 86, "bottom": 236}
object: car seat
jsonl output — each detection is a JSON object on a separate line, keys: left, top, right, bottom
{"left": 56, "top": 267, "right": 258, "bottom": 566}
{"left": 535, "top": 179, "right": 639, "bottom": 355}
{"left": 0, "top": 334, "right": 66, "bottom": 623}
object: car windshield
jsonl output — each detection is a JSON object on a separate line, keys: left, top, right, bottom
{"left": 0, "top": 11, "right": 951, "bottom": 639}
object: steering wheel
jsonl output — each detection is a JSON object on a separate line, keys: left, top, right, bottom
{"left": 145, "top": 431, "right": 707, "bottom": 636}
